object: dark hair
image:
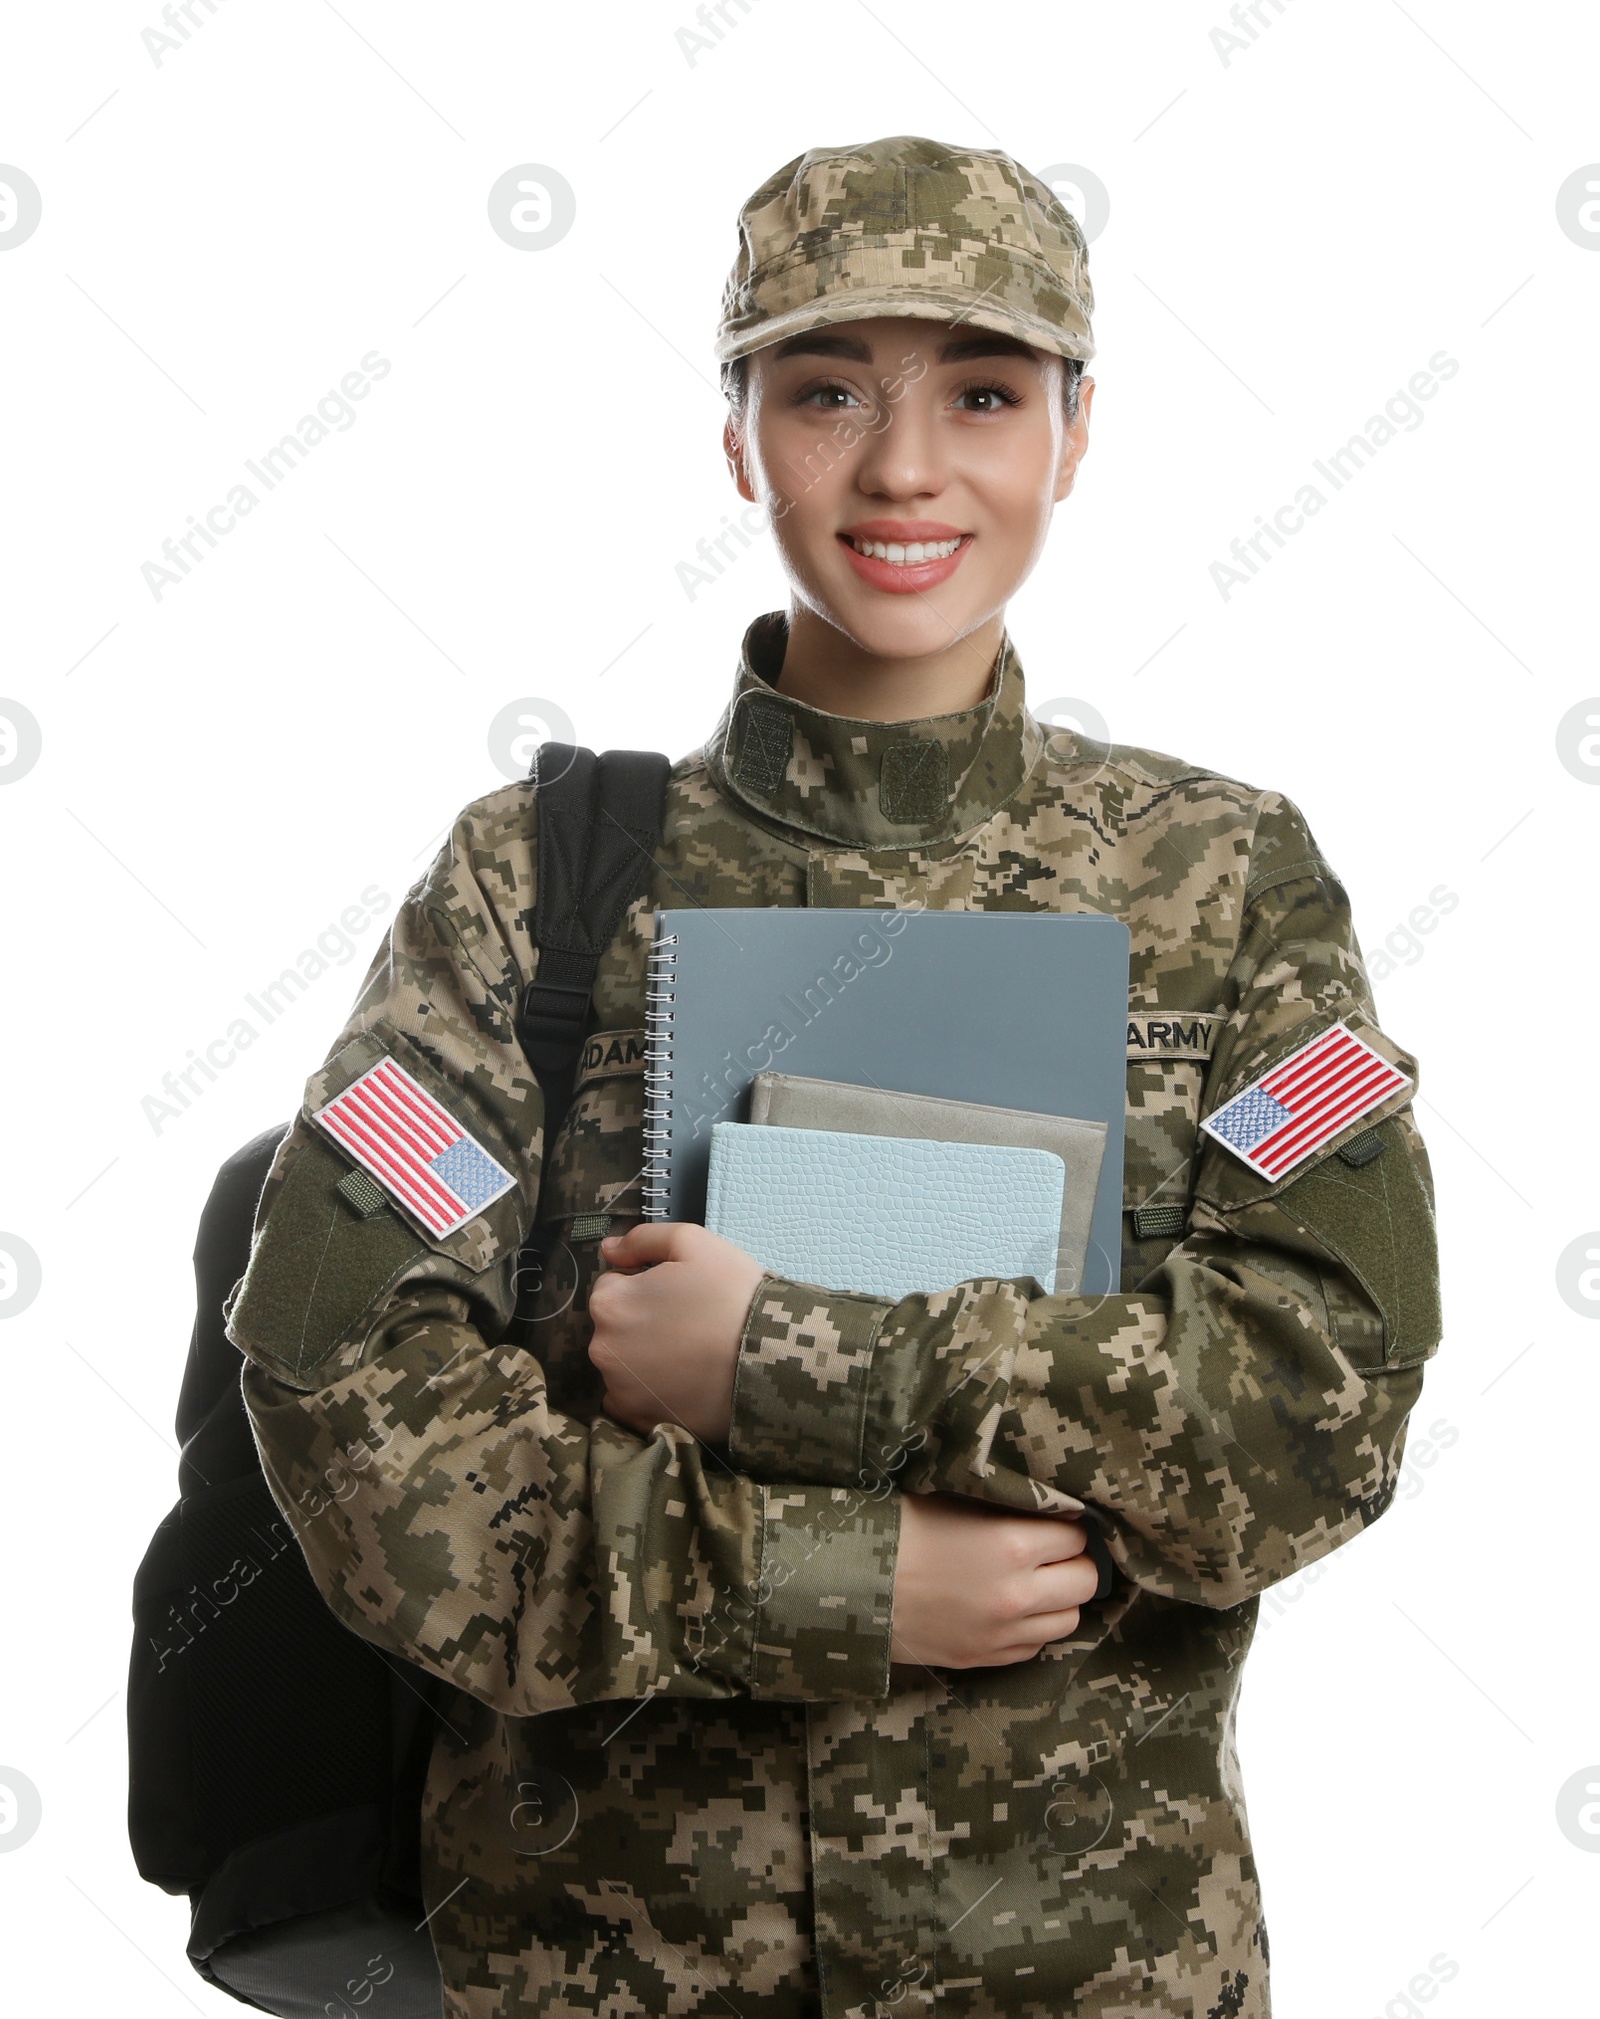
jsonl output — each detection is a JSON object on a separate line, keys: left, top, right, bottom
{"left": 721, "top": 348, "right": 1086, "bottom": 427}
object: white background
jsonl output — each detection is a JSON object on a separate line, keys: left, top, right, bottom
{"left": 2, "top": 3, "right": 1597, "bottom": 2014}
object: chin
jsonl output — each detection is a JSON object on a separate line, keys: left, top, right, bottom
{"left": 856, "top": 618, "right": 971, "bottom": 664}
{"left": 840, "top": 593, "right": 990, "bottom": 663}
{"left": 790, "top": 570, "right": 978, "bottom": 655}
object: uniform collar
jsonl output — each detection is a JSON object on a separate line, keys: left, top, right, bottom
{"left": 704, "top": 609, "right": 1043, "bottom": 849}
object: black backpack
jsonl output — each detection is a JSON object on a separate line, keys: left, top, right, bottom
{"left": 127, "top": 746, "right": 671, "bottom": 2015}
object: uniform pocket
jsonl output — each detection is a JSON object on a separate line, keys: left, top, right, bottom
{"left": 302, "top": 1026, "right": 533, "bottom": 1273}
{"left": 512, "top": 1037, "right": 649, "bottom": 1410}
{"left": 1121, "top": 1055, "right": 1208, "bottom": 1282}
{"left": 227, "top": 1024, "right": 536, "bottom": 1390}
{"left": 223, "top": 1126, "right": 431, "bottom": 1389}
{"left": 1192, "top": 1005, "right": 1439, "bottom": 1371}
{"left": 1192, "top": 1003, "right": 1420, "bottom": 1215}
{"left": 540, "top": 1033, "right": 649, "bottom": 1238}
{"left": 1271, "top": 1109, "right": 1442, "bottom": 1369}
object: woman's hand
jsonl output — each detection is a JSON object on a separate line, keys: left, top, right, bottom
{"left": 587, "top": 1221, "right": 766, "bottom": 1446}
{"left": 890, "top": 1493, "right": 1101, "bottom": 1670}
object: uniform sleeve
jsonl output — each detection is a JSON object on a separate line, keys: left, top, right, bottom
{"left": 724, "top": 799, "right": 1443, "bottom": 1609}
{"left": 228, "top": 793, "right": 897, "bottom": 1716}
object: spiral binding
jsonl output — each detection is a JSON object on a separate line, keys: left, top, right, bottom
{"left": 641, "top": 930, "right": 679, "bottom": 1218}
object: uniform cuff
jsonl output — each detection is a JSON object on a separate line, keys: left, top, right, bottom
{"left": 728, "top": 1275, "right": 891, "bottom": 1489}
{"left": 748, "top": 1483, "right": 900, "bottom": 1701}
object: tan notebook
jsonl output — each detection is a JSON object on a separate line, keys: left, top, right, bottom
{"left": 746, "top": 1072, "right": 1107, "bottom": 1294}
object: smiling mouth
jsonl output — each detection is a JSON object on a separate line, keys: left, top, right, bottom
{"left": 842, "top": 534, "right": 966, "bottom": 566}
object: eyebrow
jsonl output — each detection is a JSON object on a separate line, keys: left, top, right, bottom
{"left": 771, "top": 328, "right": 1041, "bottom": 366}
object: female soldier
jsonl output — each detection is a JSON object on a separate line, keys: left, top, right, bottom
{"left": 232, "top": 134, "right": 1441, "bottom": 2017}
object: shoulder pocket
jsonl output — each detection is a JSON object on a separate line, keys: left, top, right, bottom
{"left": 226, "top": 1027, "right": 535, "bottom": 1390}
{"left": 300, "top": 1027, "right": 534, "bottom": 1271}
{"left": 1272, "top": 1110, "right": 1441, "bottom": 1368}
{"left": 1193, "top": 1003, "right": 1419, "bottom": 1214}
{"left": 1193, "top": 1004, "right": 1440, "bottom": 1370}
{"left": 224, "top": 1125, "right": 430, "bottom": 1390}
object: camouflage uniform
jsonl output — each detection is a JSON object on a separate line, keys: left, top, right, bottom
{"left": 230, "top": 609, "right": 1441, "bottom": 2018}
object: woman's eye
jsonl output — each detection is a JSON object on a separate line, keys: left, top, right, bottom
{"left": 801, "top": 384, "right": 861, "bottom": 409}
{"left": 956, "top": 384, "right": 1018, "bottom": 413}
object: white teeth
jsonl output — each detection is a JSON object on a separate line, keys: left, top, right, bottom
{"left": 849, "top": 536, "right": 962, "bottom": 564}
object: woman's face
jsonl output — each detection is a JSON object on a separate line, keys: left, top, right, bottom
{"left": 726, "top": 314, "right": 1093, "bottom": 664}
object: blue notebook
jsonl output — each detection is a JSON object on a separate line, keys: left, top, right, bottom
{"left": 642, "top": 906, "right": 1130, "bottom": 1294}
{"left": 704, "top": 1123, "right": 1068, "bottom": 1300}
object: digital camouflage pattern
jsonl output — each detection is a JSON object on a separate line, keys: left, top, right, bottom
{"left": 230, "top": 608, "right": 1441, "bottom": 2018}
{"left": 715, "top": 133, "right": 1096, "bottom": 367}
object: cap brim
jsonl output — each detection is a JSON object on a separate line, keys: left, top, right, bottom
{"left": 714, "top": 289, "right": 1094, "bottom": 366}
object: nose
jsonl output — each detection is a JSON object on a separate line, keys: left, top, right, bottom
{"left": 852, "top": 384, "right": 947, "bottom": 503}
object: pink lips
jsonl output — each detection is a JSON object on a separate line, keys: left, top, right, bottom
{"left": 837, "top": 525, "right": 973, "bottom": 596}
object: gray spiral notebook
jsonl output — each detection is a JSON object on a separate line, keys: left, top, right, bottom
{"left": 642, "top": 906, "right": 1130, "bottom": 1294}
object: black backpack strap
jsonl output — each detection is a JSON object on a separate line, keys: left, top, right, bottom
{"left": 515, "top": 742, "right": 671, "bottom": 1142}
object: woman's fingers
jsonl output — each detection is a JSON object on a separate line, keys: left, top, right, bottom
{"left": 985, "top": 1616, "right": 1083, "bottom": 1664}
{"left": 1018, "top": 1514, "right": 1090, "bottom": 1565}
{"left": 961, "top": 1611, "right": 1087, "bottom": 1668}
{"left": 599, "top": 1221, "right": 682, "bottom": 1267}
{"left": 892, "top": 1494, "right": 1109, "bottom": 1669}
{"left": 1015, "top": 1556, "right": 1101, "bottom": 1617}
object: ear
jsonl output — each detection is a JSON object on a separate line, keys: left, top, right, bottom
{"left": 724, "top": 415, "right": 757, "bottom": 503}
{"left": 1053, "top": 375, "right": 1094, "bottom": 505}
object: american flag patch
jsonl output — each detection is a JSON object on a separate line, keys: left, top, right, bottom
{"left": 1200, "top": 1021, "right": 1411, "bottom": 1181}
{"left": 313, "top": 1056, "right": 517, "bottom": 1237}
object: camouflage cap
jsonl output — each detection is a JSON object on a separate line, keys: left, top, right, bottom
{"left": 715, "top": 133, "right": 1095, "bottom": 367}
